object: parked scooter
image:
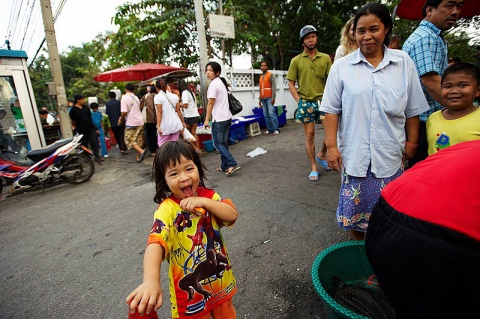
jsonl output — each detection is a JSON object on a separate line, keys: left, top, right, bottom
{"left": 0, "top": 134, "right": 95, "bottom": 195}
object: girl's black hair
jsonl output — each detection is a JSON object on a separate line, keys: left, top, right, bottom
{"left": 205, "top": 61, "right": 229, "bottom": 92}
{"left": 353, "top": 2, "right": 392, "bottom": 47}
{"left": 205, "top": 61, "right": 221, "bottom": 76}
{"left": 177, "top": 79, "right": 195, "bottom": 101}
{"left": 153, "top": 139, "right": 209, "bottom": 203}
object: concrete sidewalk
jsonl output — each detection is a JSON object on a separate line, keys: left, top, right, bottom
{"left": 0, "top": 119, "right": 348, "bottom": 318}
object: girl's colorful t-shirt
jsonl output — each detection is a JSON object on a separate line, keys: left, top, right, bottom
{"left": 147, "top": 187, "right": 237, "bottom": 319}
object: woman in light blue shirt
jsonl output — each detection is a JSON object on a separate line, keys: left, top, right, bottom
{"left": 320, "top": 3, "right": 429, "bottom": 240}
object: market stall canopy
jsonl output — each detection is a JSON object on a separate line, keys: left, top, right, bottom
{"left": 136, "top": 70, "right": 196, "bottom": 87}
{"left": 395, "top": 0, "right": 480, "bottom": 20}
{"left": 93, "top": 63, "right": 189, "bottom": 82}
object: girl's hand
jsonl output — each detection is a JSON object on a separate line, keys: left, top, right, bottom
{"left": 126, "top": 280, "right": 163, "bottom": 316}
{"left": 180, "top": 197, "right": 207, "bottom": 215}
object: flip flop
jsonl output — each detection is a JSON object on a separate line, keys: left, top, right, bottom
{"left": 216, "top": 167, "right": 226, "bottom": 172}
{"left": 138, "top": 150, "right": 146, "bottom": 163}
{"left": 316, "top": 156, "right": 332, "bottom": 171}
{"left": 226, "top": 166, "right": 241, "bottom": 176}
{"left": 309, "top": 171, "right": 319, "bottom": 181}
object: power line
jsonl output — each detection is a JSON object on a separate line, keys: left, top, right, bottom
{"left": 28, "top": 0, "right": 69, "bottom": 66}
{"left": 20, "top": 0, "right": 38, "bottom": 49}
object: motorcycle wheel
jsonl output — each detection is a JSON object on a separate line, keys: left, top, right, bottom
{"left": 61, "top": 153, "right": 95, "bottom": 184}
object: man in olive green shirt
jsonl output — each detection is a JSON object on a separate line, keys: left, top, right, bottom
{"left": 287, "top": 25, "right": 332, "bottom": 181}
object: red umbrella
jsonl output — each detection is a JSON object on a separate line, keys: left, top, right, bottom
{"left": 395, "top": 0, "right": 480, "bottom": 20}
{"left": 93, "top": 63, "right": 189, "bottom": 82}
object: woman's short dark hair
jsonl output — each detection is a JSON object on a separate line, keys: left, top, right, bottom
{"left": 206, "top": 61, "right": 221, "bottom": 76}
{"left": 354, "top": 2, "right": 392, "bottom": 47}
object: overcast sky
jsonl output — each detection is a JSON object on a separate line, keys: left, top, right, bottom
{"left": 1, "top": 0, "right": 137, "bottom": 60}
{"left": 0, "top": 0, "right": 250, "bottom": 68}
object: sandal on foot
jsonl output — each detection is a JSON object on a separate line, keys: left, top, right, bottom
{"left": 308, "top": 171, "right": 319, "bottom": 181}
{"left": 138, "top": 150, "right": 146, "bottom": 162}
{"left": 316, "top": 157, "right": 332, "bottom": 171}
{"left": 216, "top": 167, "right": 226, "bottom": 172}
{"left": 226, "top": 166, "right": 241, "bottom": 176}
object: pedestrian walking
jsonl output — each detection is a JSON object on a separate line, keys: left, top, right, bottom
{"left": 203, "top": 61, "right": 240, "bottom": 176}
{"left": 119, "top": 83, "right": 146, "bottom": 162}
{"left": 287, "top": 25, "right": 332, "bottom": 181}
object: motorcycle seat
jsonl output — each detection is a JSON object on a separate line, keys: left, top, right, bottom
{"left": 27, "top": 138, "right": 74, "bottom": 162}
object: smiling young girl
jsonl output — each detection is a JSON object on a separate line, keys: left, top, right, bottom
{"left": 127, "top": 139, "right": 238, "bottom": 319}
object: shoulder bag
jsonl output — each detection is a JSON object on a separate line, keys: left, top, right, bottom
{"left": 222, "top": 80, "right": 243, "bottom": 116}
{"left": 228, "top": 92, "right": 243, "bottom": 116}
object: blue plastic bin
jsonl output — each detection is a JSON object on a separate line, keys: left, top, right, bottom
{"left": 252, "top": 105, "right": 287, "bottom": 128}
{"left": 202, "top": 140, "right": 215, "bottom": 152}
{"left": 228, "top": 125, "right": 247, "bottom": 144}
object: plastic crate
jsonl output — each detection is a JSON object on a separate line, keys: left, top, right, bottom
{"left": 229, "top": 125, "right": 247, "bottom": 144}
{"left": 246, "top": 122, "right": 261, "bottom": 137}
{"left": 252, "top": 105, "right": 287, "bottom": 128}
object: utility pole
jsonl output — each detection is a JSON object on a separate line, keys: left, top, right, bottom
{"left": 219, "top": 0, "right": 225, "bottom": 63}
{"left": 194, "top": 0, "right": 209, "bottom": 110}
{"left": 40, "top": 0, "right": 72, "bottom": 138}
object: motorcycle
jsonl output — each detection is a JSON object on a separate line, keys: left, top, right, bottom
{"left": 0, "top": 134, "right": 95, "bottom": 195}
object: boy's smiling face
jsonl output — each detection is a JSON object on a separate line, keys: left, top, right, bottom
{"left": 441, "top": 72, "right": 480, "bottom": 112}
{"left": 164, "top": 156, "right": 199, "bottom": 200}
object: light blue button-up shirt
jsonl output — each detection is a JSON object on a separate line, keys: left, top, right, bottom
{"left": 320, "top": 47, "right": 429, "bottom": 178}
{"left": 403, "top": 20, "right": 448, "bottom": 122}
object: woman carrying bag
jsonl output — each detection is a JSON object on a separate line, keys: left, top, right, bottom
{"left": 203, "top": 61, "right": 240, "bottom": 176}
{"left": 154, "top": 79, "right": 185, "bottom": 148}
{"left": 178, "top": 79, "right": 201, "bottom": 153}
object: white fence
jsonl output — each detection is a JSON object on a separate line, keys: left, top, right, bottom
{"left": 223, "top": 68, "right": 297, "bottom": 120}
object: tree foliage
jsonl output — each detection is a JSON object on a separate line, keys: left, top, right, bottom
{"left": 28, "top": 0, "right": 480, "bottom": 106}
{"left": 29, "top": 54, "right": 55, "bottom": 111}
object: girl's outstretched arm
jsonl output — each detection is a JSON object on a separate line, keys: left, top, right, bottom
{"left": 180, "top": 197, "right": 238, "bottom": 224}
{"left": 126, "top": 244, "right": 164, "bottom": 316}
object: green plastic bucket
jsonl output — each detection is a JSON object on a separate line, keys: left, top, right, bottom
{"left": 311, "top": 241, "right": 395, "bottom": 319}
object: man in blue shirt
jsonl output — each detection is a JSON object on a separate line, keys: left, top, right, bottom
{"left": 402, "top": 0, "right": 463, "bottom": 168}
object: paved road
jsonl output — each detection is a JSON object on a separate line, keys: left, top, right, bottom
{"left": 0, "top": 120, "right": 348, "bottom": 318}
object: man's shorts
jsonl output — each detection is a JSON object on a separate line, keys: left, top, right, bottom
{"left": 124, "top": 126, "right": 144, "bottom": 150}
{"left": 295, "top": 99, "right": 323, "bottom": 124}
